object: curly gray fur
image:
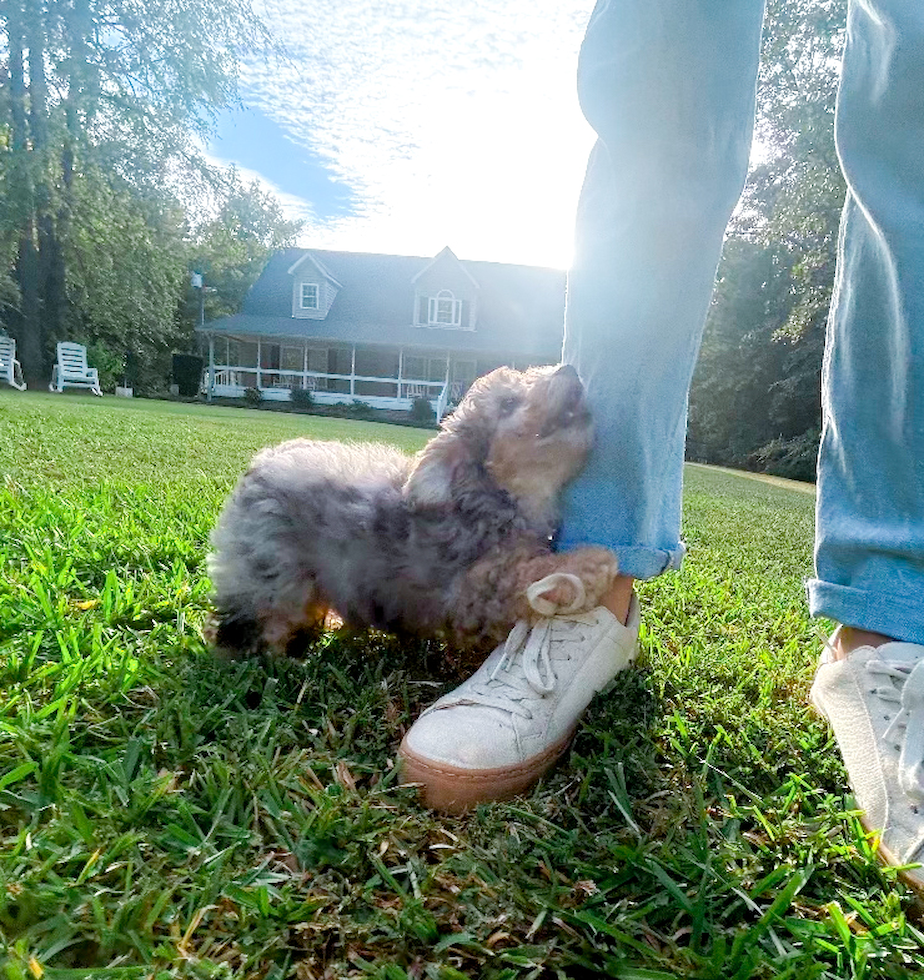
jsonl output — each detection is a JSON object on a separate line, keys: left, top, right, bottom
{"left": 207, "top": 364, "right": 619, "bottom": 656}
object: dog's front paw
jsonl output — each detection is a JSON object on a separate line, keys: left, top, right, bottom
{"left": 205, "top": 609, "right": 268, "bottom": 660}
{"left": 526, "top": 572, "right": 589, "bottom": 616}
{"left": 570, "top": 546, "right": 620, "bottom": 608}
{"left": 527, "top": 547, "right": 619, "bottom": 615}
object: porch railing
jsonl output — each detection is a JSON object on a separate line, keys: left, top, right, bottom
{"left": 204, "top": 364, "right": 455, "bottom": 417}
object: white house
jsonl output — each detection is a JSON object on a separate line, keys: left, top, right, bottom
{"left": 197, "top": 246, "right": 566, "bottom": 416}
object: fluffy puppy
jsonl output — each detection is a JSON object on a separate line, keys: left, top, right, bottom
{"left": 207, "top": 364, "right": 618, "bottom": 657}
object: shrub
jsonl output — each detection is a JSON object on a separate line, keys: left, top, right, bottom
{"left": 243, "top": 386, "right": 263, "bottom": 408}
{"left": 85, "top": 341, "right": 125, "bottom": 393}
{"left": 290, "top": 387, "right": 315, "bottom": 411}
{"left": 348, "top": 399, "right": 374, "bottom": 417}
{"left": 409, "top": 396, "right": 436, "bottom": 424}
{"left": 749, "top": 429, "right": 819, "bottom": 482}
{"left": 172, "top": 354, "right": 204, "bottom": 397}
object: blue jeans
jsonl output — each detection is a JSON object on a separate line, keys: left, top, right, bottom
{"left": 559, "top": 0, "right": 924, "bottom": 643}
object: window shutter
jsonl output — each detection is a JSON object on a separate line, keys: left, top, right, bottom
{"left": 428, "top": 297, "right": 436, "bottom": 324}
{"left": 460, "top": 300, "right": 469, "bottom": 328}
{"left": 418, "top": 296, "right": 429, "bottom": 324}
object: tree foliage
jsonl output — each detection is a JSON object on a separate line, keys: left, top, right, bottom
{"left": 64, "top": 165, "right": 189, "bottom": 388}
{"left": 688, "top": 0, "right": 847, "bottom": 479}
{"left": 0, "top": 0, "right": 296, "bottom": 387}
{"left": 184, "top": 169, "right": 301, "bottom": 328}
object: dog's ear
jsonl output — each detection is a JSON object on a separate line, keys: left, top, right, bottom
{"left": 404, "top": 414, "right": 492, "bottom": 509}
{"left": 404, "top": 432, "right": 464, "bottom": 508}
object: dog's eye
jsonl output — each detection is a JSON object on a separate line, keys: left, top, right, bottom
{"left": 498, "top": 396, "right": 520, "bottom": 416}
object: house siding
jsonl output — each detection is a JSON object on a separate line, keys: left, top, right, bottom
{"left": 413, "top": 256, "right": 479, "bottom": 330}
{"left": 291, "top": 256, "right": 338, "bottom": 319}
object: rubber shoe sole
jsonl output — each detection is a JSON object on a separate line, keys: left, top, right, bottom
{"left": 398, "top": 724, "right": 576, "bottom": 814}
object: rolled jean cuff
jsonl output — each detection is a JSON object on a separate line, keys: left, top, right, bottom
{"left": 556, "top": 539, "right": 686, "bottom": 581}
{"left": 807, "top": 579, "right": 924, "bottom": 645}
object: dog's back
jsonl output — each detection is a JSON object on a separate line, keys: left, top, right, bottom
{"left": 209, "top": 438, "right": 415, "bottom": 650}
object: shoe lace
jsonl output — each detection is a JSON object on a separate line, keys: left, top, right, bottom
{"left": 866, "top": 657, "right": 924, "bottom": 801}
{"left": 452, "top": 573, "right": 596, "bottom": 720}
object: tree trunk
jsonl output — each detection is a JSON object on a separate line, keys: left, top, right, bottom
{"left": 4, "top": 0, "right": 44, "bottom": 383}
{"left": 28, "top": 1, "right": 63, "bottom": 377}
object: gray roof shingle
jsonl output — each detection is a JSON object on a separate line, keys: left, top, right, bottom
{"left": 199, "top": 248, "right": 566, "bottom": 358}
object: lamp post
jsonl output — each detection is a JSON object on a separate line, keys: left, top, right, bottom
{"left": 191, "top": 271, "right": 204, "bottom": 323}
{"left": 192, "top": 272, "right": 217, "bottom": 402}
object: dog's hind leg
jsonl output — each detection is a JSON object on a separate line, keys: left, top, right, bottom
{"left": 205, "top": 607, "right": 267, "bottom": 660}
{"left": 207, "top": 581, "right": 331, "bottom": 659}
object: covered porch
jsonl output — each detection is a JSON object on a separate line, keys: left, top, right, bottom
{"left": 200, "top": 334, "right": 506, "bottom": 418}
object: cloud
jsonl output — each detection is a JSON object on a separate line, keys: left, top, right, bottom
{"left": 228, "top": 0, "right": 597, "bottom": 266}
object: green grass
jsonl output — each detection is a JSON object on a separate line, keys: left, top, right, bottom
{"left": 1, "top": 389, "right": 922, "bottom": 979}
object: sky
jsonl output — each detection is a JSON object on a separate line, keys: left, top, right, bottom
{"left": 206, "top": 0, "right": 599, "bottom": 269}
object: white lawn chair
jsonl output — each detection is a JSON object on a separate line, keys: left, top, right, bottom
{"left": 0, "top": 336, "right": 26, "bottom": 390}
{"left": 49, "top": 342, "right": 102, "bottom": 396}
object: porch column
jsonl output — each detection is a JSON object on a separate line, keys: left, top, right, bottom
{"left": 398, "top": 347, "right": 404, "bottom": 399}
{"left": 256, "top": 339, "right": 262, "bottom": 389}
{"left": 303, "top": 341, "right": 308, "bottom": 390}
{"left": 207, "top": 333, "right": 215, "bottom": 403}
{"left": 350, "top": 345, "right": 356, "bottom": 396}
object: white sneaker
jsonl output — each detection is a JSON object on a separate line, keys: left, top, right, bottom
{"left": 398, "top": 573, "right": 640, "bottom": 813}
{"left": 810, "top": 632, "right": 924, "bottom": 890}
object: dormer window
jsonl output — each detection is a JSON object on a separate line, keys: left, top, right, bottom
{"left": 430, "top": 290, "right": 461, "bottom": 326}
{"left": 427, "top": 290, "right": 462, "bottom": 327}
{"left": 300, "top": 283, "right": 319, "bottom": 310}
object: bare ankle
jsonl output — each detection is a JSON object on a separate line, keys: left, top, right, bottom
{"left": 601, "top": 575, "right": 635, "bottom": 626}
{"left": 832, "top": 626, "right": 895, "bottom": 659}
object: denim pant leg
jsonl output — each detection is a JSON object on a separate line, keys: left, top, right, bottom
{"left": 558, "top": 0, "right": 766, "bottom": 579}
{"left": 807, "top": 1, "right": 924, "bottom": 643}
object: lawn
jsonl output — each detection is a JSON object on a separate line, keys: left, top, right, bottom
{"left": 1, "top": 390, "right": 922, "bottom": 979}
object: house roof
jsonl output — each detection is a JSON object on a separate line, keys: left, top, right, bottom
{"left": 286, "top": 251, "right": 343, "bottom": 287}
{"left": 199, "top": 247, "right": 566, "bottom": 358}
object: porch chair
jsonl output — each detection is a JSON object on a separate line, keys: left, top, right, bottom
{"left": 0, "top": 336, "right": 27, "bottom": 390}
{"left": 49, "top": 342, "right": 102, "bottom": 396}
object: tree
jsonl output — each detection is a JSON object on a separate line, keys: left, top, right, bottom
{"left": 750, "top": 0, "right": 847, "bottom": 344}
{"left": 0, "top": 128, "right": 21, "bottom": 324}
{"left": 182, "top": 169, "right": 302, "bottom": 333}
{"left": 687, "top": 239, "right": 792, "bottom": 464}
{"left": 688, "top": 0, "right": 847, "bottom": 478}
{"left": 64, "top": 165, "right": 189, "bottom": 391}
{"left": 0, "top": 0, "right": 272, "bottom": 381}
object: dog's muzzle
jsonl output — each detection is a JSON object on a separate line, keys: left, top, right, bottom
{"left": 538, "top": 365, "right": 591, "bottom": 438}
